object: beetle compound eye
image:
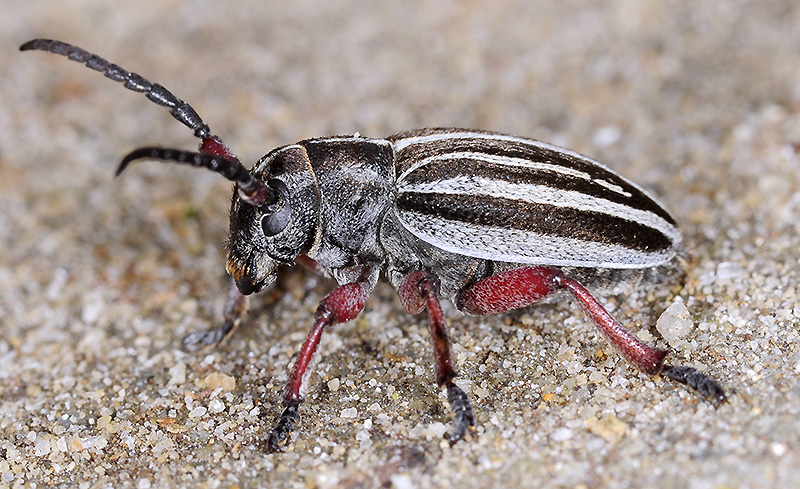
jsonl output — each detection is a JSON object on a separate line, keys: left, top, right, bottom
{"left": 261, "top": 204, "right": 291, "bottom": 236}
{"left": 260, "top": 179, "right": 291, "bottom": 237}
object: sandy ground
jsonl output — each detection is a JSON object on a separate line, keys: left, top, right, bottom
{"left": 1, "top": 1, "right": 799, "bottom": 488}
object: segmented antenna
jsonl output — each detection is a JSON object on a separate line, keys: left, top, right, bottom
{"left": 20, "top": 38, "right": 211, "bottom": 139}
{"left": 21, "top": 38, "right": 277, "bottom": 207}
{"left": 118, "top": 147, "right": 278, "bottom": 207}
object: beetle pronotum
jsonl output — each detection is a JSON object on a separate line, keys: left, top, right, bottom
{"left": 21, "top": 39, "right": 726, "bottom": 451}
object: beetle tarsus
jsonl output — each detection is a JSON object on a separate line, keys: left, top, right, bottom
{"left": 661, "top": 364, "right": 727, "bottom": 405}
{"left": 446, "top": 381, "right": 475, "bottom": 444}
{"left": 181, "top": 278, "right": 248, "bottom": 351}
{"left": 181, "top": 320, "right": 236, "bottom": 351}
{"left": 267, "top": 400, "right": 302, "bottom": 452}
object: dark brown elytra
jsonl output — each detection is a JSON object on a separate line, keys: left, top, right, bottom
{"left": 21, "top": 38, "right": 727, "bottom": 451}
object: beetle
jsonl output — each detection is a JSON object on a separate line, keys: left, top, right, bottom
{"left": 21, "top": 38, "right": 726, "bottom": 451}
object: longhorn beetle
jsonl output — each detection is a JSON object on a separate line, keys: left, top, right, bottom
{"left": 21, "top": 39, "right": 726, "bottom": 451}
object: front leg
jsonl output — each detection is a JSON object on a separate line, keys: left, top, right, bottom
{"left": 398, "top": 271, "right": 476, "bottom": 444}
{"left": 182, "top": 277, "right": 249, "bottom": 351}
{"left": 180, "top": 135, "right": 250, "bottom": 351}
{"left": 266, "top": 267, "right": 376, "bottom": 451}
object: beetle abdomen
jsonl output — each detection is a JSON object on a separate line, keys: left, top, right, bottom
{"left": 389, "top": 128, "right": 682, "bottom": 269}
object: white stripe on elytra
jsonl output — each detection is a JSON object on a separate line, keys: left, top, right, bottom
{"left": 396, "top": 211, "right": 677, "bottom": 268}
{"left": 399, "top": 175, "right": 681, "bottom": 245}
{"left": 392, "top": 130, "right": 593, "bottom": 165}
{"left": 306, "top": 135, "right": 392, "bottom": 146}
{"left": 397, "top": 151, "right": 632, "bottom": 198}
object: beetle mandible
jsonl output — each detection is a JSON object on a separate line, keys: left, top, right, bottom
{"left": 21, "top": 39, "right": 726, "bottom": 451}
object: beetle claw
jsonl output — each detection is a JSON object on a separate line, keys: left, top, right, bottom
{"left": 180, "top": 319, "right": 237, "bottom": 351}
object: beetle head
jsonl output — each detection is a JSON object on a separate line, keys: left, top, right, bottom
{"left": 118, "top": 141, "right": 320, "bottom": 296}
{"left": 226, "top": 145, "right": 321, "bottom": 295}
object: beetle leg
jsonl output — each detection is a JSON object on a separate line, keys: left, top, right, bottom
{"left": 182, "top": 277, "right": 249, "bottom": 351}
{"left": 266, "top": 277, "right": 373, "bottom": 451}
{"left": 457, "top": 266, "right": 726, "bottom": 404}
{"left": 399, "top": 271, "right": 476, "bottom": 444}
{"left": 296, "top": 255, "right": 326, "bottom": 274}
{"left": 177, "top": 133, "right": 250, "bottom": 351}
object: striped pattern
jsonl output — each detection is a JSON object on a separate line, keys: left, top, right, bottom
{"left": 388, "top": 128, "right": 681, "bottom": 268}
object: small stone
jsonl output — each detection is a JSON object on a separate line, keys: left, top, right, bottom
{"left": 716, "top": 261, "right": 744, "bottom": 281}
{"left": 68, "top": 437, "right": 84, "bottom": 453}
{"left": 474, "top": 386, "right": 490, "bottom": 399}
{"left": 585, "top": 414, "right": 627, "bottom": 442}
{"left": 97, "top": 415, "right": 112, "bottom": 430}
{"left": 189, "top": 406, "right": 208, "bottom": 419}
{"left": 328, "top": 378, "right": 340, "bottom": 392}
{"left": 200, "top": 372, "right": 236, "bottom": 391}
{"left": 340, "top": 407, "right": 358, "bottom": 418}
{"left": 34, "top": 434, "right": 51, "bottom": 456}
{"left": 168, "top": 363, "right": 186, "bottom": 386}
{"left": 208, "top": 399, "right": 225, "bottom": 414}
{"left": 593, "top": 125, "right": 621, "bottom": 147}
{"left": 770, "top": 442, "right": 787, "bottom": 456}
{"left": 390, "top": 474, "right": 416, "bottom": 489}
{"left": 656, "top": 300, "right": 694, "bottom": 347}
{"left": 551, "top": 427, "right": 574, "bottom": 442}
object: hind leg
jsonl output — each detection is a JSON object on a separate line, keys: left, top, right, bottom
{"left": 457, "top": 266, "right": 726, "bottom": 404}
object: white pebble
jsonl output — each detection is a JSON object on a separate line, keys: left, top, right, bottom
{"left": 390, "top": 474, "right": 416, "bottom": 489}
{"left": 716, "top": 261, "right": 744, "bottom": 281}
{"left": 340, "top": 407, "right": 358, "bottom": 418}
{"left": 208, "top": 399, "right": 225, "bottom": 414}
{"left": 189, "top": 406, "right": 208, "bottom": 419}
{"left": 551, "top": 427, "right": 574, "bottom": 442}
{"left": 593, "top": 125, "right": 621, "bottom": 147}
{"left": 169, "top": 363, "right": 186, "bottom": 386}
{"left": 34, "top": 434, "right": 51, "bottom": 456}
{"left": 771, "top": 442, "right": 787, "bottom": 456}
{"left": 656, "top": 300, "right": 694, "bottom": 347}
{"left": 328, "top": 378, "right": 340, "bottom": 392}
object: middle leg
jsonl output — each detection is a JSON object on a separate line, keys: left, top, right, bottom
{"left": 399, "top": 270, "right": 476, "bottom": 444}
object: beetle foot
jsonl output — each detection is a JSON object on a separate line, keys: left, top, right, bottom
{"left": 661, "top": 365, "right": 727, "bottom": 406}
{"left": 181, "top": 319, "right": 236, "bottom": 351}
{"left": 445, "top": 382, "right": 475, "bottom": 444}
{"left": 266, "top": 400, "right": 302, "bottom": 452}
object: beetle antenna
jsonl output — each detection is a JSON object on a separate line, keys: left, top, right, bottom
{"left": 20, "top": 39, "right": 211, "bottom": 140}
{"left": 118, "top": 147, "right": 278, "bottom": 206}
{"left": 20, "top": 39, "right": 273, "bottom": 205}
